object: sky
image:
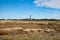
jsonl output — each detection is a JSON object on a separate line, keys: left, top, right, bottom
{"left": 0, "top": 0, "right": 60, "bottom": 19}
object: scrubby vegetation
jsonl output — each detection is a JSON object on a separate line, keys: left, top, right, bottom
{"left": 0, "top": 20, "right": 60, "bottom": 40}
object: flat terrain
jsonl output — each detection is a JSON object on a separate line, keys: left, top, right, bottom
{"left": 0, "top": 20, "right": 60, "bottom": 40}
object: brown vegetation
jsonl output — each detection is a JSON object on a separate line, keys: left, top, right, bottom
{"left": 0, "top": 21, "right": 60, "bottom": 40}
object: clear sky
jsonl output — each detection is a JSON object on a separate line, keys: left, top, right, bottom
{"left": 0, "top": 0, "right": 60, "bottom": 19}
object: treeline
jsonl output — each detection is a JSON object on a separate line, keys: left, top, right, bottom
{"left": 0, "top": 19, "right": 60, "bottom": 21}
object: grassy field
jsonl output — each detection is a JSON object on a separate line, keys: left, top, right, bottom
{"left": 0, "top": 20, "right": 60, "bottom": 40}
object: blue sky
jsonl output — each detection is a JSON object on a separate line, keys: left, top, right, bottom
{"left": 0, "top": 0, "right": 60, "bottom": 19}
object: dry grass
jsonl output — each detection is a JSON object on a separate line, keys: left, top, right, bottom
{"left": 0, "top": 20, "right": 60, "bottom": 40}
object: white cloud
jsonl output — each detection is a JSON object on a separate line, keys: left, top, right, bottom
{"left": 33, "top": 0, "right": 60, "bottom": 9}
